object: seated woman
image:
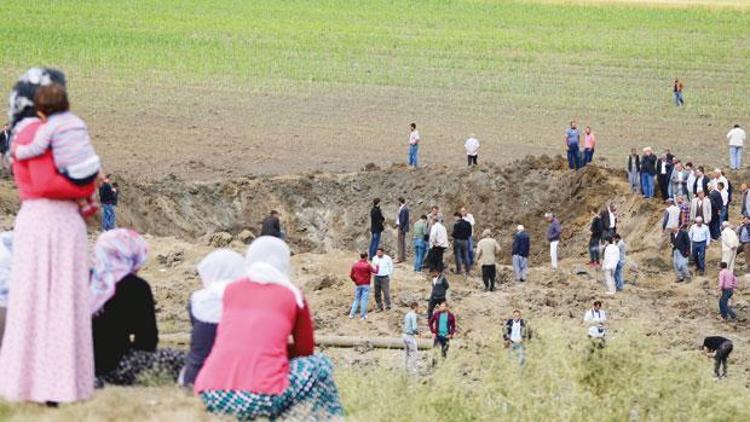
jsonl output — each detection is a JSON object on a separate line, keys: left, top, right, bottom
{"left": 91, "top": 229, "right": 185, "bottom": 386}
{"left": 195, "top": 236, "right": 343, "bottom": 420}
{"left": 179, "top": 249, "right": 247, "bottom": 388}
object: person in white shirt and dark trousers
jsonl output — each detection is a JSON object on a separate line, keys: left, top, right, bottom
{"left": 503, "top": 310, "right": 531, "bottom": 366}
{"left": 584, "top": 301, "right": 607, "bottom": 348}
{"left": 727, "top": 124, "right": 746, "bottom": 170}
{"left": 371, "top": 248, "right": 394, "bottom": 312}
{"left": 464, "top": 135, "right": 479, "bottom": 166}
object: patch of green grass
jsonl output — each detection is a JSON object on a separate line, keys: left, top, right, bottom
{"left": 335, "top": 320, "right": 750, "bottom": 421}
{"left": 1, "top": 0, "right": 749, "bottom": 116}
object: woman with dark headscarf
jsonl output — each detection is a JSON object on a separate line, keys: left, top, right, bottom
{"left": 0, "top": 68, "right": 95, "bottom": 404}
{"left": 91, "top": 229, "right": 185, "bottom": 386}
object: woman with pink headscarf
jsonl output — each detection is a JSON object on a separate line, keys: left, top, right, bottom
{"left": 91, "top": 229, "right": 185, "bottom": 386}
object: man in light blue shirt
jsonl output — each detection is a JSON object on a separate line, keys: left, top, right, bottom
{"left": 372, "top": 248, "right": 394, "bottom": 311}
{"left": 689, "top": 216, "right": 711, "bottom": 275}
{"left": 402, "top": 302, "right": 419, "bottom": 375}
{"left": 564, "top": 120, "right": 581, "bottom": 170}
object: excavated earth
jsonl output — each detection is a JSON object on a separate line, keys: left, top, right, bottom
{"left": 0, "top": 156, "right": 747, "bottom": 379}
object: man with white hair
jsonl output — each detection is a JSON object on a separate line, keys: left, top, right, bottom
{"left": 689, "top": 217, "right": 711, "bottom": 276}
{"left": 545, "top": 212, "right": 562, "bottom": 270}
{"left": 512, "top": 225, "right": 530, "bottom": 282}
{"left": 708, "top": 168, "right": 728, "bottom": 192}
{"left": 476, "top": 229, "right": 501, "bottom": 291}
{"left": 464, "top": 135, "right": 480, "bottom": 167}
{"left": 721, "top": 222, "right": 740, "bottom": 272}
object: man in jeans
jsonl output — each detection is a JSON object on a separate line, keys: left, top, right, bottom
{"left": 739, "top": 216, "right": 750, "bottom": 274}
{"left": 727, "top": 124, "right": 746, "bottom": 170}
{"left": 512, "top": 225, "right": 530, "bottom": 282}
{"left": 395, "top": 197, "right": 409, "bottom": 263}
{"left": 408, "top": 122, "right": 420, "bottom": 168}
{"left": 564, "top": 120, "right": 581, "bottom": 170}
{"left": 369, "top": 198, "right": 385, "bottom": 260}
{"left": 402, "top": 302, "right": 420, "bottom": 375}
{"left": 671, "top": 225, "right": 691, "bottom": 283}
{"left": 703, "top": 336, "right": 733, "bottom": 379}
{"left": 451, "top": 213, "right": 472, "bottom": 275}
{"left": 99, "top": 174, "right": 118, "bottom": 231}
{"left": 371, "top": 248, "right": 394, "bottom": 312}
{"left": 504, "top": 310, "right": 531, "bottom": 366}
{"left": 429, "top": 302, "right": 456, "bottom": 362}
{"left": 349, "top": 252, "right": 377, "bottom": 321}
{"left": 718, "top": 262, "right": 738, "bottom": 321}
{"left": 689, "top": 217, "right": 711, "bottom": 276}
{"left": 545, "top": 212, "right": 562, "bottom": 270}
{"left": 412, "top": 215, "right": 428, "bottom": 272}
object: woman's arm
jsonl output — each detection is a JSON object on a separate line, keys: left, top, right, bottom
{"left": 288, "top": 300, "right": 315, "bottom": 358}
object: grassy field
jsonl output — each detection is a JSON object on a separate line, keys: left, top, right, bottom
{"left": 1, "top": 1, "right": 749, "bottom": 179}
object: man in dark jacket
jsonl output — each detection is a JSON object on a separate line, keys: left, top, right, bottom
{"left": 589, "top": 209, "right": 603, "bottom": 267}
{"left": 427, "top": 269, "right": 450, "bottom": 320}
{"left": 429, "top": 302, "right": 456, "bottom": 360}
{"left": 511, "top": 225, "right": 530, "bottom": 282}
{"left": 99, "top": 174, "right": 118, "bottom": 231}
{"left": 640, "top": 147, "right": 657, "bottom": 198}
{"left": 671, "top": 226, "right": 691, "bottom": 282}
{"left": 369, "top": 198, "right": 385, "bottom": 260}
{"left": 503, "top": 309, "right": 531, "bottom": 365}
{"left": 396, "top": 197, "right": 409, "bottom": 263}
{"left": 693, "top": 167, "right": 710, "bottom": 196}
{"left": 709, "top": 187, "right": 723, "bottom": 240}
{"left": 656, "top": 153, "right": 673, "bottom": 200}
{"left": 545, "top": 212, "right": 562, "bottom": 270}
{"left": 627, "top": 149, "right": 640, "bottom": 193}
{"left": 451, "top": 213, "right": 472, "bottom": 275}
{"left": 703, "top": 336, "right": 733, "bottom": 379}
{"left": 260, "top": 210, "right": 283, "bottom": 238}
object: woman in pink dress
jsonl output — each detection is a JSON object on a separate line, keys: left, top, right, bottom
{"left": 0, "top": 68, "right": 95, "bottom": 404}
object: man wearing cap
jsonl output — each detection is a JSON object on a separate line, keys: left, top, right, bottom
{"left": 512, "top": 225, "right": 530, "bottom": 282}
{"left": 689, "top": 217, "right": 711, "bottom": 275}
{"left": 721, "top": 222, "right": 740, "bottom": 273}
{"left": 476, "top": 229, "right": 501, "bottom": 291}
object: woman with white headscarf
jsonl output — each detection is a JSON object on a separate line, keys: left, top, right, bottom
{"left": 91, "top": 229, "right": 185, "bottom": 386}
{"left": 180, "top": 249, "right": 246, "bottom": 388}
{"left": 195, "top": 236, "right": 343, "bottom": 421}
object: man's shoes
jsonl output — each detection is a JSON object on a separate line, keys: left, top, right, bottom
{"left": 349, "top": 314, "right": 355, "bottom": 319}
{"left": 361, "top": 315, "right": 367, "bottom": 321}
{"left": 676, "top": 278, "right": 684, "bottom": 283}
{"left": 375, "top": 308, "right": 383, "bottom": 313}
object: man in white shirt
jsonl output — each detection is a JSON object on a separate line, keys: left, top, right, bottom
{"left": 664, "top": 198, "right": 681, "bottom": 231}
{"left": 371, "top": 248, "right": 394, "bottom": 312}
{"left": 708, "top": 169, "right": 728, "bottom": 193}
{"left": 727, "top": 124, "right": 746, "bottom": 170}
{"left": 721, "top": 222, "right": 740, "bottom": 273}
{"left": 689, "top": 217, "right": 711, "bottom": 275}
{"left": 503, "top": 310, "right": 530, "bottom": 365}
{"left": 428, "top": 217, "right": 449, "bottom": 272}
{"left": 408, "top": 122, "right": 420, "bottom": 168}
{"left": 584, "top": 301, "right": 607, "bottom": 342}
{"left": 602, "top": 237, "right": 620, "bottom": 295}
{"left": 464, "top": 135, "right": 480, "bottom": 167}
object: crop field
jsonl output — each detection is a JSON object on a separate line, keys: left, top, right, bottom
{"left": 1, "top": 0, "right": 749, "bottom": 179}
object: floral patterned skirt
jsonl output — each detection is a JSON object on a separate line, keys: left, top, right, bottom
{"left": 199, "top": 354, "right": 343, "bottom": 421}
{"left": 97, "top": 349, "right": 186, "bottom": 387}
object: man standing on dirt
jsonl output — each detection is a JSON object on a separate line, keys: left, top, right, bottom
{"left": 545, "top": 212, "right": 562, "bottom": 270}
{"left": 740, "top": 184, "right": 750, "bottom": 217}
{"left": 464, "top": 135, "right": 479, "bottom": 167}
{"left": 673, "top": 78, "right": 685, "bottom": 106}
{"left": 99, "top": 174, "right": 118, "bottom": 231}
{"left": 402, "top": 302, "right": 420, "bottom": 375}
{"left": 708, "top": 185, "right": 723, "bottom": 240}
{"left": 564, "top": 121, "right": 581, "bottom": 170}
{"left": 720, "top": 222, "right": 739, "bottom": 273}
{"left": 349, "top": 252, "right": 377, "bottom": 321}
{"left": 739, "top": 216, "right": 750, "bottom": 274}
{"left": 671, "top": 225, "right": 691, "bottom": 283}
{"left": 412, "top": 215, "right": 429, "bottom": 272}
{"left": 476, "top": 229, "right": 501, "bottom": 291}
{"left": 369, "top": 198, "right": 385, "bottom": 260}
{"left": 640, "top": 147, "right": 657, "bottom": 199}
{"left": 693, "top": 166, "right": 709, "bottom": 196}
{"left": 428, "top": 215, "right": 449, "bottom": 272}
{"left": 461, "top": 207, "right": 476, "bottom": 266}
{"left": 451, "top": 213, "right": 472, "bottom": 276}
{"left": 727, "top": 124, "right": 746, "bottom": 171}
{"left": 427, "top": 269, "right": 450, "bottom": 320}
{"left": 512, "top": 225, "right": 530, "bottom": 282}
{"left": 627, "top": 148, "right": 640, "bottom": 194}
{"left": 260, "top": 210, "right": 283, "bottom": 238}
{"left": 396, "top": 197, "right": 409, "bottom": 263}
{"left": 408, "top": 123, "right": 420, "bottom": 168}
{"left": 371, "top": 248, "right": 394, "bottom": 312}
{"left": 689, "top": 217, "right": 711, "bottom": 276}
{"left": 703, "top": 336, "right": 733, "bottom": 379}
{"left": 690, "top": 191, "right": 712, "bottom": 227}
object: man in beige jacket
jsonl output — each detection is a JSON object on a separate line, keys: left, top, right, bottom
{"left": 721, "top": 222, "right": 740, "bottom": 272}
{"left": 476, "top": 229, "right": 501, "bottom": 292}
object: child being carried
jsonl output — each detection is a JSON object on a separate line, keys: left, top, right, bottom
{"left": 12, "top": 83, "right": 101, "bottom": 218}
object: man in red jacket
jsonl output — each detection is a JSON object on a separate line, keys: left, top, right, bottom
{"left": 349, "top": 252, "right": 377, "bottom": 321}
{"left": 429, "top": 302, "right": 456, "bottom": 362}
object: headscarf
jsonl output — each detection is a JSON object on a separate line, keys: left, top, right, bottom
{"left": 8, "top": 67, "right": 67, "bottom": 130}
{"left": 191, "top": 249, "right": 247, "bottom": 323}
{"left": 245, "top": 236, "right": 304, "bottom": 308}
{"left": 0, "top": 232, "right": 13, "bottom": 308}
{"left": 90, "top": 229, "right": 149, "bottom": 314}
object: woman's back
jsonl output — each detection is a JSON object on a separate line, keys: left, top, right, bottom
{"left": 195, "top": 279, "right": 312, "bottom": 395}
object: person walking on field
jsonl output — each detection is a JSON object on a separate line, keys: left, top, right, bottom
{"left": 583, "top": 126, "right": 597, "bottom": 165}
{"left": 703, "top": 336, "right": 733, "bottom": 379}
{"left": 371, "top": 248, "right": 394, "bottom": 312}
{"left": 673, "top": 79, "right": 685, "bottom": 106}
{"left": 408, "top": 123, "right": 420, "bottom": 168}
{"left": 671, "top": 226, "right": 692, "bottom": 283}
{"left": 464, "top": 135, "right": 479, "bottom": 167}
{"left": 396, "top": 197, "right": 409, "bottom": 263}
{"left": 476, "top": 229, "right": 501, "bottom": 292}
{"left": 717, "top": 262, "right": 738, "bottom": 322}
{"left": 727, "top": 124, "right": 746, "bottom": 170}
{"left": 627, "top": 148, "right": 641, "bottom": 193}
{"left": 349, "top": 253, "right": 377, "bottom": 320}
{"left": 503, "top": 310, "right": 531, "bottom": 366}
{"left": 429, "top": 302, "right": 456, "bottom": 362}
{"left": 451, "top": 213, "right": 472, "bottom": 276}
{"left": 640, "top": 147, "right": 657, "bottom": 199}
{"left": 369, "top": 198, "right": 385, "bottom": 260}
{"left": 427, "top": 269, "right": 450, "bottom": 321}
{"left": 721, "top": 222, "right": 740, "bottom": 273}
{"left": 689, "top": 217, "right": 711, "bottom": 276}
{"left": 260, "top": 210, "right": 283, "bottom": 238}
{"left": 512, "top": 225, "right": 530, "bottom": 282}
{"left": 564, "top": 121, "right": 581, "bottom": 170}
{"left": 546, "top": 212, "right": 562, "bottom": 270}
{"left": 428, "top": 216, "right": 449, "bottom": 272}
{"left": 402, "top": 302, "right": 420, "bottom": 375}
{"left": 412, "top": 215, "right": 428, "bottom": 272}
{"left": 602, "top": 237, "right": 620, "bottom": 296}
